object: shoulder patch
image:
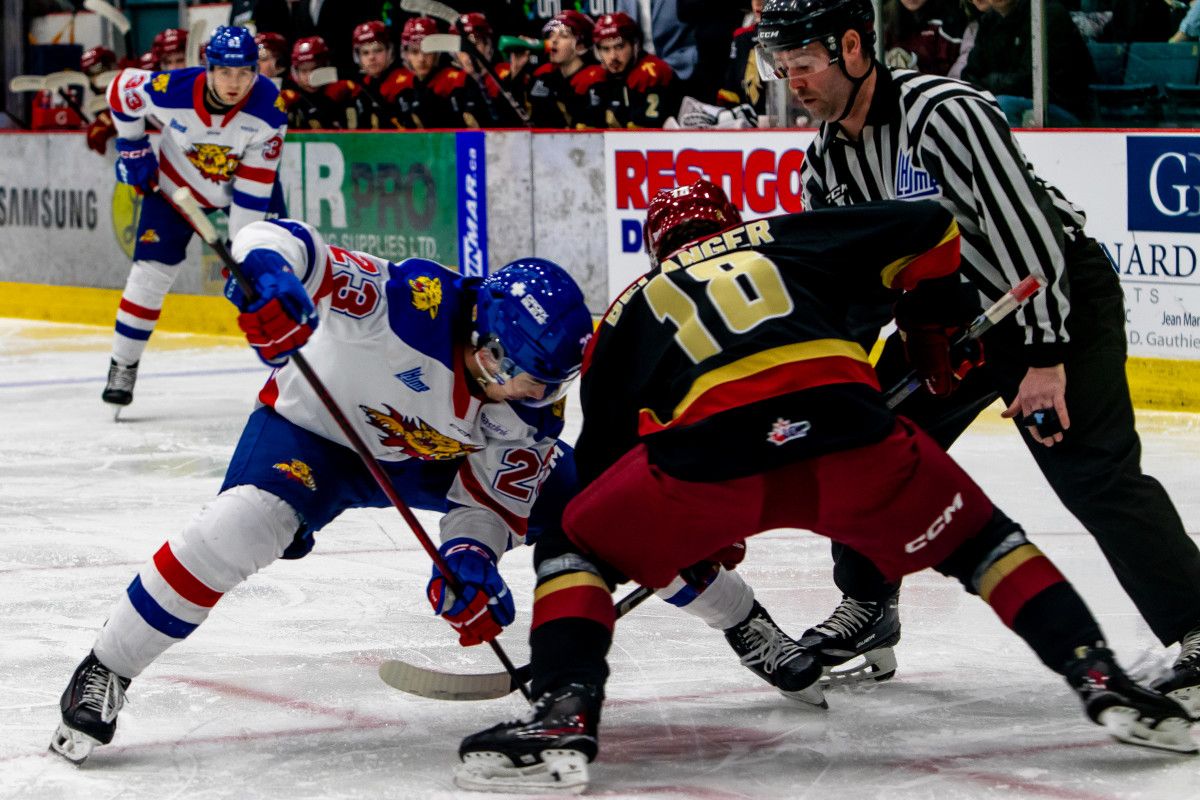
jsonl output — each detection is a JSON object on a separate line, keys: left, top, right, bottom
{"left": 533, "top": 63, "right": 556, "bottom": 77}
{"left": 409, "top": 275, "right": 443, "bottom": 318}
{"left": 570, "top": 65, "right": 607, "bottom": 94}
{"left": 150, "top": 73, "right": 170, "bottom": 93}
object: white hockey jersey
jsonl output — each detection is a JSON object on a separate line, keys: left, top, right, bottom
{"left": 107, "top": 67, "right": 287, "bottom": 237}
{"left": 230, "top": 219, "right": 568, "bottom": 555}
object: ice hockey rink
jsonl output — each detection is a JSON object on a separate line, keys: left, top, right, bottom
{"left": 2, "top": 317, "right": 1199, "bottom": 800}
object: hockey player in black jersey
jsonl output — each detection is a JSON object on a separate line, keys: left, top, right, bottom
{"left": 451, "top": 181, "right": 1194, "bottom": 794}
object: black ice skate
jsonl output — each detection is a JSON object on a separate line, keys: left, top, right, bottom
{"left": 49, "top": 651, "right": 131, "bottom": 764}
{"left": 1067, "top": 646, "right": 1196, "bottom": 754}
{"left": 455, "top": 683, "right": 600, "bottom": 794}
{"left": 1152, "top": 626, "right": 1200, "bottom": 721}
{"left": 724, "top": 601, "right": 826, "bottom": 708}
{"left": 798, "top": 592, "right": 900, "bottom": 686}
{"left": 102, "top": 359, "right": 138, "bottom": 410}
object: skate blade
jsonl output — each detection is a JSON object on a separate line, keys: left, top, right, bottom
{"left": 779, "top": 682, "right": 828, "bottom": 709}
{"left": 454, "top": 749, "right": 589, "bottom": 794}
{"left": 49, "top": 723, "right": 99, "bottom": 764}
{"left": 1165, "top": 686, "right": 1200, "bottom": 721}
{"left": 1098, "top": 706, "right": 1198, "bottom": 754}
{"left": 819, "top": 647, "right": 897, "bottom": 687}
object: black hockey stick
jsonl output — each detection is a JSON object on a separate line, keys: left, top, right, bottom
{"left": 377, "top": 275, "right": 1047, "bottom": 701}
{"left": 156, "top": 184, "right": 533, "bottom": 701}
{"left": 379, "top": 584, "right": 655, "bottom": 700}
{"left": 400, "top": 0, "right": 533, "bottom": 127}
{"left": 883, "top": 274, "right": 1042, "bottom": 409}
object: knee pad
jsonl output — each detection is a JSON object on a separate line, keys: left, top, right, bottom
{"left": 934, "top": 508, "right": 1026, "bottom": 593}
{"left": 174, "top": 485, "right": 302, "bottom": 592}
{"left": 123, "top": 260, "right": 179, "bottom": 307}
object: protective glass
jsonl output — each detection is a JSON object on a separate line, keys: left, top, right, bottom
{"left": 475, "top": 336, "right": 580, "bottom": 408}
{"left": 755, "top": 45, "right": 838, "bottom": 82}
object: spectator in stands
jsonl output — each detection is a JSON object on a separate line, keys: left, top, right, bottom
{"left": 616, "top": 0, "right": 700, "bottom": 92}
{"left": 883, "top": 0, "right": 968, "bottom": 76}
{"left": 250, "top": 0, "right": 382, "bottom": 79}
{"left": 1171, "top": 0, "right": 1200, "bottom": 41}
{"left": 961, "top": 0, "right": 1095, "bottom": 125}
{"left": 719, "top": 0, "right": 764, "bottom": 113}
{"left": 679, "top": 0, "right": 744, "bottom": 102}
{"left": 587, "top": 11, "right": 681, "bottom": 128}
{"left": 528, "top": 11, "right": 605, "bottom": 128}
{"left": 256, "top": 31, "right": 289, "bottom": 81}
{"left": 948, "top": 0, "right": 990, "bottom": 79}
{"left": 1095, "top": 0, "right": 1179, "bottom": 42}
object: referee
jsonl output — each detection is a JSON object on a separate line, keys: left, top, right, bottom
{"left": 756, "top": 0, "right": 1200, "bottom": 710}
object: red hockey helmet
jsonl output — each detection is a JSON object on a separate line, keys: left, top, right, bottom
{"left": 137, "top": 50, "right": 158, "bottom": 71}
{"left": 256, "top": 32, "right": 289, "bottom": 62}
{"left": 453, "top": 12, "right": 493, "bottom": 43}
{"left": 353, "top": 20, "right": 390, "bottom": 48}
{"left": 543, "top": 10, "right": 594, "bottom": 48}
{"left": 152, "top": 27, "right": 188, "bottom": 58}
{"left": 644, "top": 179, "right": 743, "bottom": 264}
{"left": 592, "top": 12, "right": 640, "bottom": 46}
{"left": 291, "top": 36, "right": 331, "bottom": 68}
{"left": 401, "top": 16, "right": 440, "bottom": 50}
{"left": 81, "top": 46, "right": 117, "bottom": 75}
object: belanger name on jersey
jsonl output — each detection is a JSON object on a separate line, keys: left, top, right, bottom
{"left": 107, "top": 66, "right": 287, "bottom": 236}
{"left": 232, "top": 219, "right": 566, "bottom": 553}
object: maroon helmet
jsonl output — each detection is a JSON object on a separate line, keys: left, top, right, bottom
{"left": 137, "top": 50, "right": 158, "bottom": 71}
{"left": 592, "top": 12, "right": 640, "bottom": 45}
{"left": 453, "top": 12, "right": 493, "bottom": 43}
{"left": 353, "top": 20, "right": 390, "bottom": 48}
{"left": 256, "top": 32, "right": 289, "bottom": 61}
{"left": 291, "top": 36, "right": 331, "bottom": 68}
{"left": 81, "top": 46, "right": 117, "bottom": 75}
{"left": 644, "top": 179, "right": 743, "bottom": 265}
{"left": 152, "top": 27, "right": 188, "bottom": 58}
{"left": 401, "top": 16, "right": 440, "bottom": 49}
{"left": 543, "top": 10, "right": 594, "bottom": 48}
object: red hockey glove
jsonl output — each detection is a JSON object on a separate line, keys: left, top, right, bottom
{"left": 427, "top": 539, "right": 515, "bottom": 647}
{"left": 85, "top": 116, "right": 115, "bottom": 155}
{"left": 894, "top": 279, "right": 983, "bottom": 397}
{"left": 707, "top": 539, "right": 747, "bottom": 571}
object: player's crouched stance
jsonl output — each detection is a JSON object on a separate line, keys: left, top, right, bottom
{"left": 453, "top": 183, "right": 1194, "bottom": 794}
{"left": 50, "top": 219, "right": 593, "bottom": 763}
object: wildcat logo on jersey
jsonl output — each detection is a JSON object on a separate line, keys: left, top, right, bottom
{"left": 151, "top": 74, "right": 170, "bottom": 93}
{"left": 409, "top": 275, "right": 442, "bottom": 318}
{"left": 139, "top": 229, "right": 160, "bottom": 243}
{"left": 274, "top": 94, "right": 287, "bottom": 113}
{"left": 273, "top": 459, "right": 317, "bottom": 490}
{"left": 767, "top": 417, "right": 811, "bottom": 445}
{"left": 361, "top": 404, "right": 482, "bottom": 460}
{"left": 186, "top": 143, "right": 240, "bottom": 183}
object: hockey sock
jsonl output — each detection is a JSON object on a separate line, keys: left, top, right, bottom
{"left": 530, "top": 618, "right": 612, "bottom": 699}
{"left": 657, "top": 566, "right": 754, "bottom": 630}
{"left": 112, "top": 260, "right": 176, "bottom": 364}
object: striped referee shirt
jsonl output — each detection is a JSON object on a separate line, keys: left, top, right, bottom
{"left": 801, "top": 67, "right": 1088, "bottom": 366}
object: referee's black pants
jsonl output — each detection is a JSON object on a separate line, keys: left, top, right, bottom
{"left": 832, "top": 238, "right": 1200, "bottom": 646}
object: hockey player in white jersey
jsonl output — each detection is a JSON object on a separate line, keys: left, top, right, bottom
{"left": 101, "top": 25, "right": 288, "bottom": 410}
{"left": 50, "top": 218, "right": 595, "bottom": 764}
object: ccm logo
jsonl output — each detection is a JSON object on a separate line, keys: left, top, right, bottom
{"left": 905, "top": 492, "right": 964, "bottom": 554}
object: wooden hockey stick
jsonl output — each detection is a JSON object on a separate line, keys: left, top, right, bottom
{"left": 379, "top": 585, "right": 655, "bottom": 700}
{"left": 8, "top": 75, "right": 48, "bottom": 92}
{"left": 186, "top": 19, "right": 208, "bottom": 68}
{"left": 83, "top": 0, "right": 130, "bottom": 33}
{"left": 159, "top": 185, "right": 533, "bottom": 702}
{"left": 400, "top": 0, "right": 532, "bottom": 127}
{"left": 307, "top": 66, "right": 339, "bottom": 88}
{"left": 379, "top": 276, "right": 1047, "bottom": 701}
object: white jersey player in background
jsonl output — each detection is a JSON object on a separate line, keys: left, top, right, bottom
{"left": 100, "top": 25, "right": 288, "bottom": 410}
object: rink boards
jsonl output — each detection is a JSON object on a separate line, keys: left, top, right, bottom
{"left": 0, "top": 127, "right": 1198, "bottom": 408}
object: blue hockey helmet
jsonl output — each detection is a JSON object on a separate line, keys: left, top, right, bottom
{"left": 206, "top": 26, "right": 259, "bottom": 70}
{"left": 473, "top": 258, "right": 593, "bottom": 407}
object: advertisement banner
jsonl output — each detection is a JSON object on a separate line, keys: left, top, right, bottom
{"left": 278, "top": 131, "right": 481, "bottom": 270}
{"left": 605, "top": 129, "right": 1200, "bottom": 361}
{"left": 456, "top": 130, "right": 489, "bottom": 277}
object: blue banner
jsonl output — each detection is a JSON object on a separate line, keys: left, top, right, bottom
{"left": 1127, "top": 135, "right": 1200, "bottom": 235}
{"left": 456, "top": 131, "right": 489, "bottom": 277}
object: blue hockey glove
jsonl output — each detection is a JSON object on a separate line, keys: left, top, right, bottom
{"left": 427, "top": 538, "right": 515, "bottom": 647}
{"left": 114, "top": 137, "right": 158, "bottom": 190}
{"left": 226, "top": 249, "right": 318, "bottom": 367}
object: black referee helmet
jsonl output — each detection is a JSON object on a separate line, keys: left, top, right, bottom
{"left": 757, "top": 0, "right": 876, "bottom": 60}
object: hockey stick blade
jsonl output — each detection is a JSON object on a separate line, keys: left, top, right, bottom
{"left": 83, "top": 0, "right": 131, "bottom": 33}
{"left": 379, "top": 586, "right": 655, "bottom": 701}
{"left": 186, "top": 19, "right": 208, "bottom": 68}
{"left": 421, "top": 34, "right": 464, "bottom": 54}
{"left": 8, "top": 75, "right": 47, "bottom": 92}
{"left": 45, "top": 71, "right": 89, "bottom": 91}
{"left": 308, "top": 66, "right": 339, "bottom": 88}
{"left": 400, "top": 0, "right": 460, "bottom": 25}
{"left": 884, "top": 275, "right": 1043, "bottom": 410}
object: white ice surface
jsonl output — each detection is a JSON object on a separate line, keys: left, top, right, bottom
{"left": 2, "top": 318, "right": 1200, "bottom": 800}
